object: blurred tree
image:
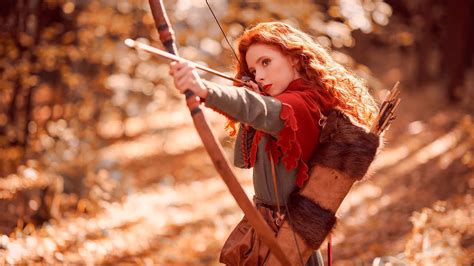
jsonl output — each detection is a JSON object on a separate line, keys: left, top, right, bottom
{"left": 442, "top": 0, "right": 474, "bottom": 102}
{"left": 386, "top": 0, "right": 474, "bottom": 102}
{"left": 0, "top": 0, "right": 154, "bottom": 206}
{"left": 1, "top": 0, "right": 138, "bottom": 177}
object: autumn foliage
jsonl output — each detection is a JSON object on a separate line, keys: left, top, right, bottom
{"left": 0, "top": 0, "right": 472, "bottom": 265}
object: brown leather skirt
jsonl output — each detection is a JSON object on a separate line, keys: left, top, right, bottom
{"left": 219, "top": 197, "right": 323, "bottom": 266}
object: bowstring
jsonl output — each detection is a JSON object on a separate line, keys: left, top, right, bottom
{"left": 205, "top": 0, "right": 241, "bottom": 66}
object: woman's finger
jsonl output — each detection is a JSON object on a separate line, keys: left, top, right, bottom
{"left": 169, "top": 62, "right": 177, "bottom": 75}
{"left": 169, "top": 60, "right": 190, "bottom": 75}
{"left": 169, "top": 60, "right": 206, "bottom": 98}
{"left": 245, "top": 80, "right": 260, "bottom": 93}
{"left": 174, "top": 64, "right": 194, "bottom": 82}
{"left": 176, "top": 70, "right": 197, "bottom": 92}
{"left": 169, "top": 61, "right": 182, "bottom": 75}
{"left": 175, "top": 73, "right": 190, "bottom": 89}
{"left": 175, "top": 72, "right": 194, "bottom": 93}
{"left": 183, "top": 72, "right": 199, "bottom": 88}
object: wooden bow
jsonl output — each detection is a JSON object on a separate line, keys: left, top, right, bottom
{"left": 147, "top": 0, "right": 290, "bottom": 264}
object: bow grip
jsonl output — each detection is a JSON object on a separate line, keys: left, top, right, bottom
{"left": 185, "top": 90, "right": 202, "bottom": 116}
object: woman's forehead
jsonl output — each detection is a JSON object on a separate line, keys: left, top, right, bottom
{"left": 245, "top": 43, "right": 284, "bottom": 66}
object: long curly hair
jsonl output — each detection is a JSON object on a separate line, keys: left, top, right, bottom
{"left": 229, "top": 22, "right": 378, "bottom": 132}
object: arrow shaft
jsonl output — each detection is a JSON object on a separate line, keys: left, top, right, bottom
{"left": 125, "top": 39, "right": 245, "bottom": 85}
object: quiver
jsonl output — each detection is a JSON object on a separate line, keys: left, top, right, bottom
{"left": 267, "top": 109, "right": 381, "bottom": 265}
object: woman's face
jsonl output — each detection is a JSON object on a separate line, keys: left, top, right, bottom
{"left": 245, "top": 43, "right": 300, "bottom": 96}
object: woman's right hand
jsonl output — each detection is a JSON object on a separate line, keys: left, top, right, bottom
{"left": 245, "top": 80, "right": 262, "bottom": 94}
{"left": 169, "top": 60, "right": 208, "bottom": 99}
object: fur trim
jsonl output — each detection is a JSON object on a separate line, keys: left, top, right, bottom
{"left": 310, "top": 109, "right": 380, "bottom": 180}
{"left": 287, "top": 192, "right": 337, "bottom": 250}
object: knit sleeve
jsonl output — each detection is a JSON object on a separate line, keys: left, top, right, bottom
{"left": 201, "top": 80, "right": 284, "bottom": 135}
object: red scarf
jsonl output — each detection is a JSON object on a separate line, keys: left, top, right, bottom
{"left": 247, "top": 78, "right": 337, "bottom": 187}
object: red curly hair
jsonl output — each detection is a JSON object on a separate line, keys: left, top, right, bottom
{"left": 225, "top": 22, "right": 378, "bottom": 135}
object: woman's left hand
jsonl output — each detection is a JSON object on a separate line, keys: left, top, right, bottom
{"left": 169, "top": 60, "right": 208, "bottom": 99}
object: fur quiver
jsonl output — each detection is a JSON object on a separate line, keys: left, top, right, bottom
{"left": 290, "top": 109, "right": 381, "bottom": 249}
{"left": 267, "top": 109, "right": 381, "bottom": 265}
{"left": 310, "top": 109, "right": 380, "bottom": 179}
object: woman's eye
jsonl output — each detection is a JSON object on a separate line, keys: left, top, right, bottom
{"left": 262, "top": 59, "right": 270, "bottom": 66}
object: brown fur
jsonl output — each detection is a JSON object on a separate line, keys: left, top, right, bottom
{"left": 310, "top": 109, "right": 380, "bottom": 180}
{"left": 287, "top": 192, "right": 337, "bottom": 250}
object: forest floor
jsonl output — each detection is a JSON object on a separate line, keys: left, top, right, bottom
{"left": 1, "top": 80, "right": 473, "bottom": 265}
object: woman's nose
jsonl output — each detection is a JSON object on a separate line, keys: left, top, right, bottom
{"left": 255, "top": 71, "right": 265, "bottom": 82}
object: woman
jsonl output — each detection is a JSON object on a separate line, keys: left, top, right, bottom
{"left": 169, "top": 22, "right": 378, "bottom": 265}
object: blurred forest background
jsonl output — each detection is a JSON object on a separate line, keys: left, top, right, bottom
{"left": 0, "top": 0, "right": 473, "bottom": 265}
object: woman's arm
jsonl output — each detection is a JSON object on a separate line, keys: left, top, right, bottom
{"left": 169, "top": 60, "right": 284, "bottom": 134}
{"left": 202, "top": 80, "right": 284, "bottom": 134}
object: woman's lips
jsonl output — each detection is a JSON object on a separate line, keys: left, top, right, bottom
{"left": 263, "top": 84, "right": 272, "bottom": 91}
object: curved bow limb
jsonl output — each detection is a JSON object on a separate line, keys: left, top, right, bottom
{"left": 147, "top": 0, "right": 290, "bottom": 264}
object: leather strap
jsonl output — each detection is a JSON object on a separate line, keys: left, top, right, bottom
{"left": 269, "top": 155, "right": 285, "bottom": 226}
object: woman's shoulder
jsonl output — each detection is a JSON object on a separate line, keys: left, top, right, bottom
{"left": 279, "top": 80, "right": 337, "bottom": 113}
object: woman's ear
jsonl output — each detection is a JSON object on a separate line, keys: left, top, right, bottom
{"left": 291, "top": 56, "right": 299, "bottom": 67}
{"left": 291, "top": 56, "right": 304, "bottom": 75}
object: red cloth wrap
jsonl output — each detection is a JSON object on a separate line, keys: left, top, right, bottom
{"left": 247, "top": 78, "right": 336, "bottom": 187}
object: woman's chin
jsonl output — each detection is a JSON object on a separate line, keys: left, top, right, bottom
{"left": 267, "top": 88, "right": 286, "bottom": 96}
